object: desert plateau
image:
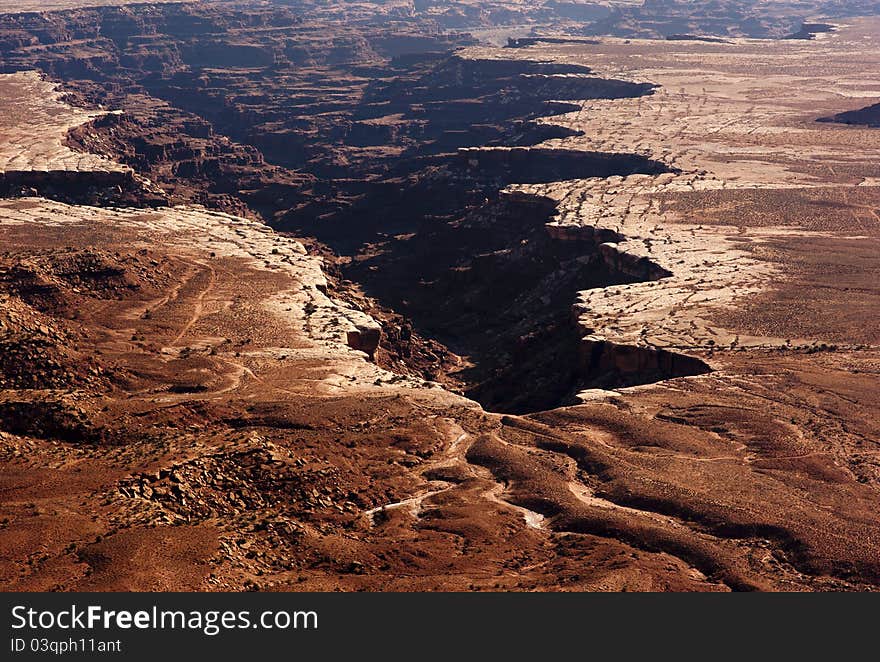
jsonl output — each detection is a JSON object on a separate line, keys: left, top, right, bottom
{"left": 0, "top": 0, "right": 879, "bottom": 592}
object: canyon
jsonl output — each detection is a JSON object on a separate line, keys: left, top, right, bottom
{"left": 0, "top": 1, "right": 879, "bottom": 592}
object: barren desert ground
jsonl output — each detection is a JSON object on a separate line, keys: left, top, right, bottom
{"left": 0, "top": 0, "right": 879, "bottom": 591}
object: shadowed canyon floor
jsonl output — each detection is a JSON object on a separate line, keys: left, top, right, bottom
{"left": 0, "top": 3, "right": 879, "bottom": 592}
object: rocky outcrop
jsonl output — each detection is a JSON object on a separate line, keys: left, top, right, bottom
{"left": 345, "top": 320, "right": 382, "bottom": 358}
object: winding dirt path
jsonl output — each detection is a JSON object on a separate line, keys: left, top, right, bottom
{"left": 170, "top": 261, "right": 216, "bottom": 346}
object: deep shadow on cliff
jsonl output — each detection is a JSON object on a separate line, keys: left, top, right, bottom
{"left": 818, "top": 102, "right": 880, "bottom": 128}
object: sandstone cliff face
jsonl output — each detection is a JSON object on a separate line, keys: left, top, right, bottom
{"left": 579, "top": 335, "right": 710, "bottom": 389}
